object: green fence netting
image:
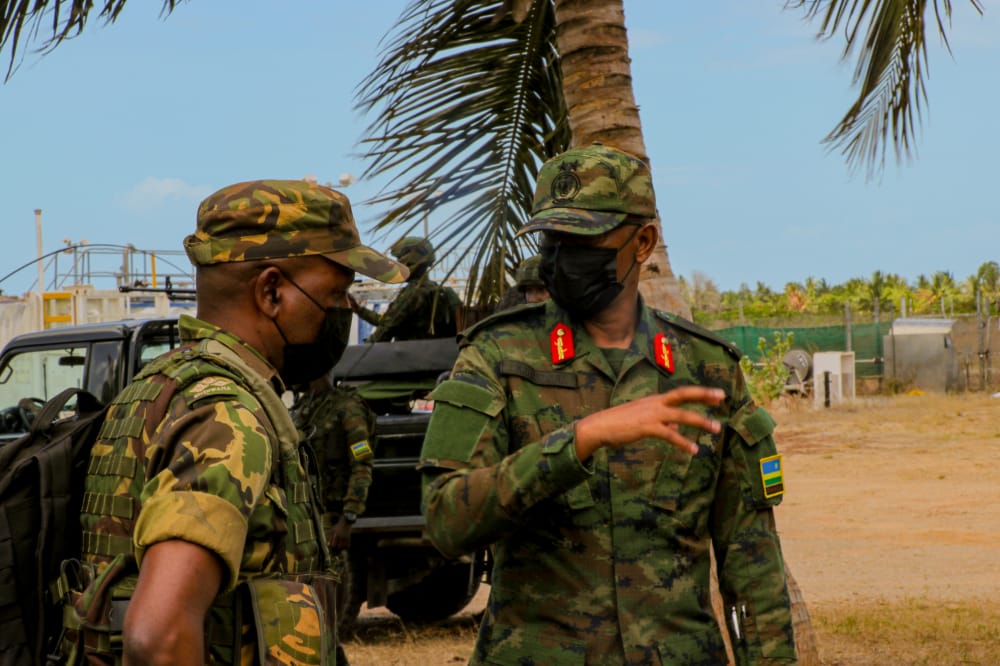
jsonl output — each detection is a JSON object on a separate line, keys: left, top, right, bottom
{"left": 713, "top": 321, "right": 892, "bottom": 377}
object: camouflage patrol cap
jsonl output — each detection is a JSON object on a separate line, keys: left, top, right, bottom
{"left": 514, "top": 255, "right": 544, "bottom": 288}
{"left": 184, "top": 180, "right": 408, "bottom": 283}
{"left": 517, "top": 143, "right": 656, "bottom": 237}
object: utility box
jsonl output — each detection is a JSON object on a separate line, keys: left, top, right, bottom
{"left": 813, "top": 351, "right": 855, "bottom": 406}
{"left": 883, "top": 318, "right": 960, "bottom": 392}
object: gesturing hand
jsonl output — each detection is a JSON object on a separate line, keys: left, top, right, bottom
{"left": 574, "top": 386, "right": 725, "bottom": 461}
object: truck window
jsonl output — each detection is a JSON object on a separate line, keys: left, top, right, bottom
{"left": 0, "top": 345, "right": 88, "bottom": 435}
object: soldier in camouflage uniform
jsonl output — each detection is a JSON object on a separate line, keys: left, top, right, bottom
{"left": 419, "top": 145, "right": 796, "bottom": 665}
{"left": 70, "top": 180, "right": 407, "bottom": 664}
{"left": 495, "top": 255, "right": 550, "bottom": 312}
{"left": 292, "top": 376, "right": 376, "bottom": 643}
{"left": 352, "top": 237, "right": 463, "bottom": 341}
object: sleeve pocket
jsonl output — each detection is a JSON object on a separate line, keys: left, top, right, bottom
{"left": 729, "top": 404, "right": 784, "bottom": 509}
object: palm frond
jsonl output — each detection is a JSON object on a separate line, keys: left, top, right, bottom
{"left": 355, "top": 0, "right": 569, "bottom": 309}
{"left": 789, "top": 0, "right": 983, "bottom": 178}
{"left": 1, "top": 1, "right": 181, "bottom": 81}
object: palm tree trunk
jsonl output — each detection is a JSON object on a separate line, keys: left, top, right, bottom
{"left": 551, "top": 0, "right": 689, "bottom": 318}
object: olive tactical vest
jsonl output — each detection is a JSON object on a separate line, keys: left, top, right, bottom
{"left": 63, "top": 338, "right": 335, "bottom": 665}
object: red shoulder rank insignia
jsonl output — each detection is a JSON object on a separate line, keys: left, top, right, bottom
{"left": 550, "top": 323, "right": 575, "bottom": 364}
{"left": 654, "top": 332, "right": 674, "bottom": 373}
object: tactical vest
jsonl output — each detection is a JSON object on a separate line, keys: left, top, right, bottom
{"left": 59, "top": 338, "right": 336, "bottom": 665}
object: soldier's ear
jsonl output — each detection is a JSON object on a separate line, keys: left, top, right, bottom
{"left": 253, "top": 265, "right": 284, "bottom": 317}
{"left": 634, "top": 222, "right": 659, "bottom": 264}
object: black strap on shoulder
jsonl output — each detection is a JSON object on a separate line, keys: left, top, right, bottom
{"left": 31, "top": 388, "right": 103, "bottom": 436}
{"left": 499, "top": 360, "right": 577, "bottom": 388}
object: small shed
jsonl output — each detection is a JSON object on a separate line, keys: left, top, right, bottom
{"left": 883, "top": 318, "right": 961, "bottom": 392}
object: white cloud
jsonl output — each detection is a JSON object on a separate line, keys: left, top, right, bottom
{"left": 116, "top": 177, "right": 213, "bottom": 213}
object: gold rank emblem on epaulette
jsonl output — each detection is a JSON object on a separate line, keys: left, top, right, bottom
{"left": 350, "top": 440, "right": 373, "bottom": 460}
{"left": 653, "top": 332, "right": 674, "bottom": 374}
{"left": 760, "top": 454, "right": 784, "bottom": 498}
{"left": 550, "top": 323, "right": 575, "bottom": 364}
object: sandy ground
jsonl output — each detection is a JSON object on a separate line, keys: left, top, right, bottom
{"left": 345, "top": 393, "right": 1000, "bottom": 664}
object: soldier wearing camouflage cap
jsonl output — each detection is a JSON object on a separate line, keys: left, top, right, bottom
{"left": 493, "top": 255, "right": 549, "bottom": 312}
{"left": 420, "top": 145, "right": 796, "bottom": 664}
{"left": 72, "top": 180, "right": 406, "bottom": 664}
{"left": 352, "top": 236, "right": 463, "bottom": 342}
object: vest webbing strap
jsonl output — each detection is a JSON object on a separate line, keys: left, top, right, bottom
{"left": 113, "top": 380, "right": 164, "bottom": 404}
{"left": 97, "top": 414, "right": 146, "bottom": 440}
{"left": 293, "top": 520, "right": 316, "bottom": 545}
{"left": 81, "top": 531, "right": 132, "bottom": 558}
{"left": 82, "top": 492, "right": 135, "bottom": 520}
{"left": 87, "top": 453, "right": 138, "bottom": 478}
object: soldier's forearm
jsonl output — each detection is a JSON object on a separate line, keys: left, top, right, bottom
{"left": 421, "top": 428, "right": 590, "bottom": 557}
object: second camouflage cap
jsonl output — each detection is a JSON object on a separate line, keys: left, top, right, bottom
{"left": 517, "top": 143, "right": 656, "bottom": 237}
{"left": 184, "top": 179, "right": 408, "bottom": 283}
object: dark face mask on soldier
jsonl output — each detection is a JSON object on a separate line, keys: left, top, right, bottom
{"left": 539, "top": 224, "right": 641, "bottom": 320}
{"left": 271, "top": 270, "right": 353, "bottom": 386}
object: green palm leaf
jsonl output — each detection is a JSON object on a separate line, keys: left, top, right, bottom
{"left": 356, "top": 0, "right": 569, "bottom": 309}
{"left": 1, "top": 1, "right": 179, "bottom": 80}
{"left": 791, "top": 0, "right": 983, "bottom": 177}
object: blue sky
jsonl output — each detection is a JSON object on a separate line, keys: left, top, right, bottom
{"left": 1, "top": 1, "right": 996, "bottom": 296}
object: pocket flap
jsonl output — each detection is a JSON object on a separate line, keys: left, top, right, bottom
{"left": 430, "top": 380, "right": 504, "bottom": 417}
{"left": 730, "top": 404, "right": 775, "bottom": 446}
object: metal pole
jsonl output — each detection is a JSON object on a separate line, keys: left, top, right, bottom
{"left": 978, "top": 291, "right": 987, "bottom": 391}
{"left": 34, "top": 209, "right": 44, "bottom": 291}
{"left": 823, "top": 371, "right": 831, "bottom": 408}
{"left": 845, "top": 301, "right": 852, "bottom": 352}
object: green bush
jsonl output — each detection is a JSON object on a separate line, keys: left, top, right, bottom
{"left": 739, "top": 332, "right": 793, "bottom": 405}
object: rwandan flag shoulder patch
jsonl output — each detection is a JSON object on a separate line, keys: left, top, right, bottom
{"left": 760, "top": 454, "right": 784, "bottom": 498}
{"left": 350, "top": 440, "right": 373, "bottom": 460}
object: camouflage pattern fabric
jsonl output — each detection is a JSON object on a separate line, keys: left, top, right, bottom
{"left": 514, "top": 255, "right": 544, "bottom": 288}
{"left": 77, "top": 314, "right": 335, "bottom": 664}
{"left": 292, "top": 383, "right": 376, "bottom": 522}
{"left": 419, "top": 298, "right": 796, "bottom": 665}
{"left": 357, "top": 277, "right": 462, "bottom": 342}
{"left": 517, "top": 143, "right": 657, "bottom": 238}
{"left": 184, "top": 179, "right": 408, "bottom": 284}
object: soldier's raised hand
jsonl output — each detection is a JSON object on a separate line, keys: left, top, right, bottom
{"left": 574, "top": 386, "right": 724, "bottom": 461}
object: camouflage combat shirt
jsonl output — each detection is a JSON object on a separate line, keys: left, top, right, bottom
{"left": 357, "top": 277, "right": 461, "bottom": 342}
{"left": 292, "top": 383, "right": 376, "bottom": 520}
{"left": 419, "top": 299, "right": 796, "bottom": 665}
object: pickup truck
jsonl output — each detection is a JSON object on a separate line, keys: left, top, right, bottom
{"left": 0, "top": 318, "right": 483, "bottom": 624}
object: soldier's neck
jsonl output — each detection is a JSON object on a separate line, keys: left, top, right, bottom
{"left": 583, "top": 293, "right": 640, "bottom": 349}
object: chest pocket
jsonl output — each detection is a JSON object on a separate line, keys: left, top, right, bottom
{"left": 649, "top": 377, "right": 722, "bottom": 521}
{"left": 500, "top": 361, "right": 594, "bottom": 511}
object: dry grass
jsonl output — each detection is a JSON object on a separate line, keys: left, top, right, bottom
{"left": 812, "top": 598, "right": 1000, "bottom": 665}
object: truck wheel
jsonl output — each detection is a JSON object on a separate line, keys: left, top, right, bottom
{"left": 385, "top": 562, "right": 480, "bottom": 623}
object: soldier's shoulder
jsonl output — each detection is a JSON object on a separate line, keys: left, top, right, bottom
{"left": 654, "top": 310, "right": 743, "bottom": 361}
{"left": 460, "top": 302, "right": 546, "bottom": 344}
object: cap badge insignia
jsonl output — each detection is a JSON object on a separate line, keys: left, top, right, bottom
{"left": 551, "top": 163, "right": 581, "bottom": 204}
{"left": 550, "top": 323, "right": 575, "bottom": 364}
{"left": 760, "top": 455, "right": 785, "bottom": 498}
{"left": 654, "top": 333, "right": 674, "bottom": 374}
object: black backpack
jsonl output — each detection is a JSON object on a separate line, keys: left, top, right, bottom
{"left": 0, "top": 388, "right": 107, "bottom": 666}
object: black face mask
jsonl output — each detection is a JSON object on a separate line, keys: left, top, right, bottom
{"left": 539, "top": 225, "right": 641, "bottom": 319}
{"left": 272, "top": 271, "right": 353, "bottom": 386}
